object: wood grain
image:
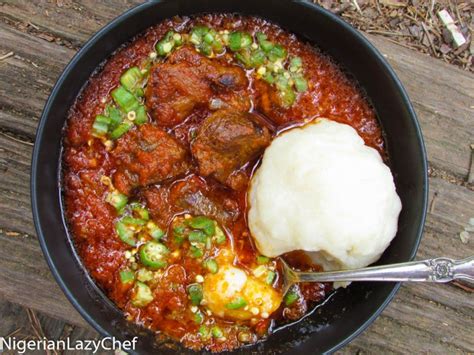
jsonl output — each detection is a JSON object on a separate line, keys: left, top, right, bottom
{"left": 0, "top": 133, "right": 90, "bottom": 328}
{"left": 0, "top": 134, "right": 34, "bottom": 236}
{"left": 0, "top": 1, "right": 473, "bottom": 353}
{"left": 0, "top": 21, "right": 74, "bottom": 138}
{"left": 367, "top": 34, "right": 474, "bottom": 179}
{"left": 1, "top": 0, "right": 142, "bottom": 48}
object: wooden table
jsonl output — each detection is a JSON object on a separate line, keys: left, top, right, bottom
{"left": 0, "top": 1, "right": 473, "bottom": 353}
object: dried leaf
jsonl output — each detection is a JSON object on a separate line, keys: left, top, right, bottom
{"left": 380, "top": 0, "right": 405, "bottom": 7}
{"left": 409, "top": 25, "right": 421, "bottom": 38}
{"left": 440, "top": 43, "right": 452, "bottom": 54}
{"left": 459, "top": 231, "right": 470, "bottom": 244}
{"left": 37, "top": 33, "right": 55, "bottom": 42}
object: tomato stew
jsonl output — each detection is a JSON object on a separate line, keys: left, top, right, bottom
{"left": 62, "top": 14, "right": 384, "bottom": 352}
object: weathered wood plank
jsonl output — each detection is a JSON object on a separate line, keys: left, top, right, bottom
{"left": 0, "top": 228, "right": 91, "bottom": 329}
{"left": 0, "top": 134, "right": 35, "bottom": 236}
{"left": 0, "top": 0, "right": 141, "bottom": 47}
{"left": 0, "top": 21, "right": 74, "bottom": 138}
{"left": 367, "top": 34, "right": 474, "bottom": 179}
{"left": 1, "top": 2, "right": 473, "bottom": 177}
{"left": 0, "top": 135, "right": 90, "bottom": 328}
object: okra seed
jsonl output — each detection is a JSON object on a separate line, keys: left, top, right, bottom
{"left": 257, "top": 67, "right": 266, "bottom": 75}
{"left": 127, "top": 111, "right": 136, "bottom": 121}
{"left": 103, "top": 140, "right": 113, "bottom": 151}
{"left": 163, "top": 42, "right": 173, "bottom": 53}
{"left": 100, "top": 175, "right": 112, "bottom": 186}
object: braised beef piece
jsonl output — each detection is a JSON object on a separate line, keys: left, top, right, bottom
{"left": 111, "top": 124, "right": 189, "bottom": 195}
{"left": 145, "top": 46, "right": 250, "bottom": 127}
{"left": 170, "top": 175, "right": 240, "bottom": 222}
{"left": 253, "top": 79, "right": 291, "bottom": 125}
{"left": 142, "top": 175, "right": 239, "bottom": 226}
{"left": 140, "top": 183, "right": 171, "bottom": 225}
{"left": 191, "top": 110, "right": 271, "bottom": 190}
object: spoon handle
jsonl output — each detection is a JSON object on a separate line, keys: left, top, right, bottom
{"left": 295, "top": 256, "right": 474, "bottom": 283}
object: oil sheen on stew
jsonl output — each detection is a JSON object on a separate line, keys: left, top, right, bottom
{"left": 62, "top": 14, "right": 385, "bottom": 352}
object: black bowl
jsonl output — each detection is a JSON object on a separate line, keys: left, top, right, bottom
{"left": 31, "top": 1, "right": 428, "bottom": 353}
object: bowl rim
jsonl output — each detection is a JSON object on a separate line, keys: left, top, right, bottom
{"left": 31, "top": 1, "right": 428, "bottom": 353}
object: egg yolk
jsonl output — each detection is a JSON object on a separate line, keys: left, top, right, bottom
{"left": 202, "top": 252, "right": 282, "bottom": 320}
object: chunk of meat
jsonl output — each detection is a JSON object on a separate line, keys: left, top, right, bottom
{"left": 142, "top": 175, "right": 239, "bottom": 226}
{"left": 254, "top": 79, "right": 289, "bottom": 125}
{"left": 191, "top": 110, "right": 271, "bottom": 190}
{"left": 111, "top": 124, "right": 189, "bottom": 195}
{"left": 140, "top": 183, "right": 172, "bottom": 225}
{"left": 170, "top": 175, "right": 240, "bottom": 222}
{"left": 145, "top": 46, "right": 250, "bottom": 126}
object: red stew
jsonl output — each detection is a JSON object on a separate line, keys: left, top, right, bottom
{"left": 63, "top": 14, "right": 385, "bottom": 352}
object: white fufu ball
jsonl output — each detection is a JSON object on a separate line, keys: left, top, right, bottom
{"left": 248, "top": 118, "right": 402, "bottom": 271}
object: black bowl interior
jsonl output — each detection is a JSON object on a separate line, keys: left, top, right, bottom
{"left": 31, "top": 0, "right": 428, "bottom": 353}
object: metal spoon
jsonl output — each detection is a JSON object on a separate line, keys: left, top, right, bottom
{"left": 279, "top": 255, "right": 474, "bottom": 295}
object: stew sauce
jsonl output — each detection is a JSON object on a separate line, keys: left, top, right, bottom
{"left": 63, "top": 14, "right": 384, "bottom": 352}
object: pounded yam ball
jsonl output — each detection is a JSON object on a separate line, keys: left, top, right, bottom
{"left": 248, "top": 118, "right": 402, "bottom": 270}
{"left": 203, "top": 251, "right": 281, "bottom": 320}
